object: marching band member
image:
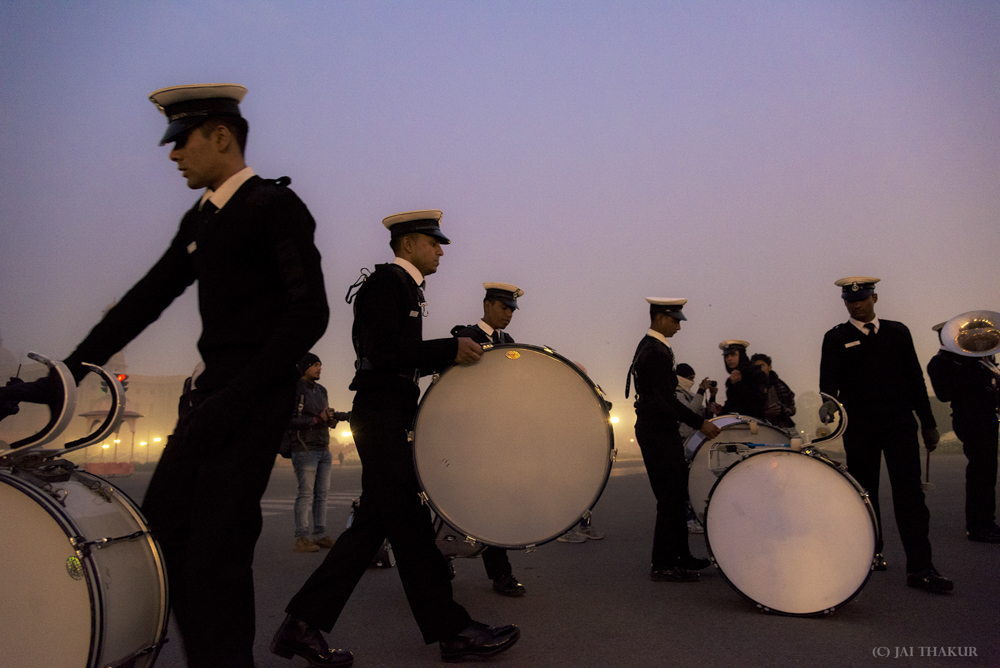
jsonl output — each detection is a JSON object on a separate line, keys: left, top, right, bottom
{"left": 626, "top": 298, "right": 721, "bottom": 582}
{"left": 273, "top": 211, "right": 519, "bottom": 665}
{"left": 820, "top": 277, "right": 952, "bottom": 593}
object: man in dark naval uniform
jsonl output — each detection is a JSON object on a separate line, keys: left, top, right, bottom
{"left": 715, "top": 340, "right": 768, "bottom": 420}
{"left": 927, "top": 319, "right": 1000, "bottom": 543}
{"left": 273, "top": 211, "right": 520, "bottom": 665}
{"left": 626, "top": 298, "right": 721, "bottom": 582}
{"left": 1, "top": 84, "right": 330, "bottom": 667}
{"left": 820, "top": 276, "right": 952, "bottom": 593}
{"left": 450, "top": 282, "right": 526, "bottom": 597}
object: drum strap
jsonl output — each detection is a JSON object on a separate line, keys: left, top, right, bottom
{"left": 624, "top": 338, "right": 653, "bottom": 399}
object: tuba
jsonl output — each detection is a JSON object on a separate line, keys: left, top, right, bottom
{"left": 940, "top": 310, "right": 1000, "bottom": 379}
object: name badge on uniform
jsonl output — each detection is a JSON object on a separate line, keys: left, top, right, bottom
{"left": 409, "top": 310, "right": 419, "bottom": 317}
{"left": 187, "top": 241, "right": 197, "bottom": 254}
{"left": 845, "top": 340, "right": 860, "bottom": 348}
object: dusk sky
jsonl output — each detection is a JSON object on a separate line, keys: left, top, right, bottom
{"left": 2, "top": 1, "right": 998, "bottom": 432}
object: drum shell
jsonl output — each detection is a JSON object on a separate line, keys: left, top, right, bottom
{"left": 412, "top": 344, "right": 614, "bottom": 549}
{"left": 0, "top": 469, "right": 168, "bottom": 667}
{"left": 704, "top": 449, "right": 877, "bottom": 616}
{"left": 684, "top": 415, "right": 791, "bottom": 526}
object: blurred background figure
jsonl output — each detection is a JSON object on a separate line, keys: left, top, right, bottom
{"left": 674, "top": 362, "right": 715, "bottom": 534}
{"left": 750, "top": 353, "right": 797, "bottom": 430}
{"left": 287, "top": 353, "right": 340, "bottom": 553}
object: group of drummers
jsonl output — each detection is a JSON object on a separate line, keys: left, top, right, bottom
{"left": 1, "top": 81, "right": 998, "bottom": 668}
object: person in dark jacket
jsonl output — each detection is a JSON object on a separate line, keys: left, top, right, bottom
{"left": 289, "top": 352, "right": 341, "bottom": 553}
{"left": 0, "top": 84, "right": 330, "bottom": 667}
{"left": 273, "top": 210, "right": 519, "bottom": 665}
{"left": 927, "top": 321, "right": 1000, "bottom": 543}
{"left": 716, "top": 340, "right": 768, "bottom": 420}
{"left": 450, "top": 283, "right": 527, "bottom": 597}
{"left": 820, "top": 276, "right": 951, "bottom": 593}
{"left": 750, "top": 353, "right": 797, "bottom": 430}
{"left": 626, "top": 298, "right": 721, "bottom": 582}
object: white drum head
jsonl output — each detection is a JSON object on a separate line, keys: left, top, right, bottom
{"left": 0, "top": 474, "right": 94, "bottom": 666}
{"left": 685, "top": 416, "right": 790, "bottom": 525}
{"left": 414, "top": 345, "right": 613, "bottom": 548}
{"left": 705, "top": 450, "right": 876, "bottom": 615}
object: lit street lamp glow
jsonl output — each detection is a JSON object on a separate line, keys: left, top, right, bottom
{"left": 609, "top": 416, "right": 619, "bottom": 424}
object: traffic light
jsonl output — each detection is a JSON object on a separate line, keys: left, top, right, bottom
{"left": 101, "top": 373, "right": 129, "bottom": 393}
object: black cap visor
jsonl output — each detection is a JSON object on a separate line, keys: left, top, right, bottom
{"left": 390, "top": 219, "right": 451, "bottom": 244}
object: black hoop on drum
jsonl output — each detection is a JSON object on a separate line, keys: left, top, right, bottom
{"left": 703, "top": 447, "right": 879, "bottom": 616}
{"left": 411, "top": 343, "right": 615, "bottom": 550}
{"left": 0, "top": 466, "right": 169, "bottom": 667}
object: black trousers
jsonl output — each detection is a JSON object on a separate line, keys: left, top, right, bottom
{"left": 482, "top": 547, "right": 512, "bottom": 580}
{"left": 954, "top": 416, "right": 999, "bottom": 532}
{"left": 635, "top": 420, "right": 691, "bottom": 569}
{"left": 142, "top": 386, "right": 293, "bottom": 668}
{"left": 286, "top": 404, "right": 472, "bottom": 643}
{"left": 842, "top": 412, "right": 933, "bottom": 573}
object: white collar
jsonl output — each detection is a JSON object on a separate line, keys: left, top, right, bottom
{"left": 200, "top": 166, "right": 255, "bottom": 210}
{"left": 477, "top": 320, "right": 495, "bottom": 337}
{"left": 849, "top": 316, "right": 880, "bottom": 334}
{"left": 646, "top": 328, "right": 671, "bottom": 348}
{"left": 393, "top": 257, "right": 425, "bottom": 287}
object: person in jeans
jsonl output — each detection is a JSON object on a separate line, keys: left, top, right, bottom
{"left": 290, "top": 353, "right": 340, "bottom": 553}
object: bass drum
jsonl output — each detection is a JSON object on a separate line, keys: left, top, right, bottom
{"left": 0, "top": 467, "right": 168, "bottom": 667}
{"left": 704, "top": 449, "right": 878, "bottom": 616}
{"left": 684, "top": 415, "right": 791, "bottom": 526}
{"left": 413, "top": 344, "right": 614, "bottom": 549}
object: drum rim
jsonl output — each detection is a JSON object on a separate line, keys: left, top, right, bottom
{"left": 0, "top": 468, "right": 170, "bottom": 666}
{"left": 702, "top": 448, "right": 878, "bottom": 617}
{"left": 411, "top": 343, "right": 615, "bottom": 549}
{"left": 683, "top": 414, "right": 794, "bottom": 463}
{"left": 74, "top": 470, "right": 171, "bottom": 665}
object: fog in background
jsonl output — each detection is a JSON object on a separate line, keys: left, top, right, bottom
{"left": 2, "top": 2, "right": 998, "bottom": 440}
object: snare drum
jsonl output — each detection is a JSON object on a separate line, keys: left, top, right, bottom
{"left": 704, "top": 449, "right": 877, "bottom": 616}
{"left": 0, "top": 467, "right": 168, "bottom": 667}
{"left": 413, "top": 344, "right": 614, "bottom": 549}
{"left": 684, "top": 415, "right": 791, "bottom": 526}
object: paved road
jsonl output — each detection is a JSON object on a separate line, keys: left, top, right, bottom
{"left": 103, "top": 452, "right": 998, "bottom": 667}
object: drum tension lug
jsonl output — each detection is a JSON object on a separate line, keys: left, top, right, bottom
{"left": 72, "top": 530, "right": 149, "bottom": 557}
{"left": 525, "top": 544, "right": 537, "bottom": 553}
{"left": 417, "top": 491, "right": 429, "bottom": 505}
{"left": 463, "top": 535, "right": 478, "bottom": 546}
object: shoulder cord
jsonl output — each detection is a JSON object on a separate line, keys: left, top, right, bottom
{"left": 345, "top": 267, "right": 371, "bottom": 305}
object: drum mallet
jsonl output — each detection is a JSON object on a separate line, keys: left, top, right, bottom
{"left": 921, "top": 450, "right": 935, "bottom": 491}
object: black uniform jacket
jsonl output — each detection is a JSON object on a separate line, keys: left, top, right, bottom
{"left": 819, "top": 319, "right": 936, "bottom": 426}
{"left": 450, "top": 323, "right": 514, "bottom": 346}
{"left": 927, "top": 350, "right": 999, "bottom": 424}
{"left": 722, "top": 361, "right": 768, "bottom": 419}
{"left": 349, "top": 263, "right": 458, "bottom": 403}
{"left": 64, "top": 176, "right": 329, "bottom": 399}
{"left": 630, "top": 335, "right": 705, "bottom": 432}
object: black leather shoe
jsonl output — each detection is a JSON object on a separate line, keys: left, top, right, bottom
{"left": 968, "top": 526, "right": 1000, "bottom": 543}
{"left": 270, "top": 615, "right": 354, "bottom": 667}
{"left": 651, "top": 567, "right": 700, "bottom": 582}
{"left": 677, "top": 555, "right": 711, "bottom": 571}
{"left": 873, "top": 553, "right": 888, "bottom": 571}
{"left": 906, "top": 569, "right": 954, "bottom": 593}
{"left": 440, "top": 621, "right": 520, "bottom": 663}
{"left": 492, "top": 574, "right": 526, "bottom": 597}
